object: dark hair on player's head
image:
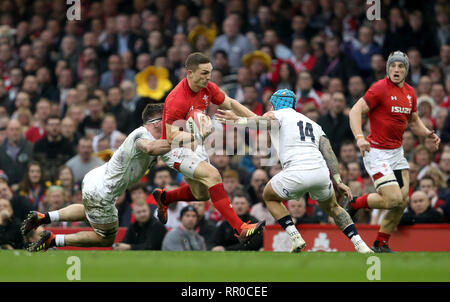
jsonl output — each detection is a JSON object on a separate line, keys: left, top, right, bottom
{"left": 185, "top": 52, "right": 211, "bottom": 71}
{"left": 142, "top": 103, "right": 164, "bottom": 124}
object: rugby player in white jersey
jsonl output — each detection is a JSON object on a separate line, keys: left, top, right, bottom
{"left": 216, "top": 89, "right": 373, "bottom": 253}
{"left": 22, "top": 104, "right": 170, "bottom": 251}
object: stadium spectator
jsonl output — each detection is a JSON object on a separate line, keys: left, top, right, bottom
{"left": 66, "top": 136, "right": 104, "bottom": 184}
{"left": 245, "top": 169, "right": 269, "bottom": 206}
{"left": 0, "top": 198, "right": 23, "bottom": 249}
{"left": 294, "top": 70, "right": 322, "bottom": 111}
{"left": 100, "top": 54, "right": 136, "bottom": 91}
{"left": 288, "top": 198, "right": 323, "bottom": 224}
{"left": 212, "top": 14, "right": 253, "bottom": 70}
{"left": 77, "top": 97, "right": 104, "bottom": 138}
{"left": 318, "top": 92, "right": 353, "bottom": 157}
{"left": 105, "top": 87, "right": 131, "bottom": 134}
{"left": 222, "top": 169, "right": 242, "bottom": 196}
{"left": 414, "top": 144, "right": 438, "bottom": 180}
{"left": 0, "top": 119, "right": 33, "bottom": 187}
{"left": 406, "top": 48, "right": 428, "bottom": 87}
{"left": 114, "top": 199, "right": 166, "bottom": 251}
{"left": 32, "top": 115, "right": 75, "bottom": 181}
{"left": 382, "top": 7, "right": 414, "bottom": 57}
{"left": 56, "top": 165, "right": 78, "bottom": 202}
{"left": 312, "top": 36, "right": 359, "bottom": 90}
{"left": 419, "top": 176, "right": 446, "bottom": 209}
{"left": 399, "top": 191, "right": 443, "bottom": 225}
{"left": 162, "top": 205, "right": 206, "bottom": 251}
{"left": 347, "top": 76, "right": 366, "bottom": 107}
{"left": 17, "top": 161, "right": 47, "bottom": 210}
{"left": 60, "top": 116, "right": 79, "bottom": 150}
{"left": 191, "top": 201, "right": 217, "bottom": 250}
{"left": 250, "top": 199, "right": 276, "bottom": 225}
{"left": 403, "top": 130, "right": 420, "bottom": 162}
{"left": 365, "top": 54, "right": 385, "bottom": 87}
{"left": 263, "top": 29, "right": 292, "bottom": 60}
{"left": 289, "top": 38, "right": 316, "bottom": 72}
{"left": 212, "top": 192, "right": 262, "bottom": 251}
{"left": 0, "top": 178, "right": 32, "bottom": 223}
{"left": 120, "top": 81, "right": 140, "bottom": 114}
{"left": 92, "top": 114, "right": 123, "bottom": 153}
{"left": 271, "top": 61, "right": 297, "bottom": 91}
{"left": 38, "top": 186, "right": 69, "bottom": 226}
{"left": 25, "top": 98, "right": 51, "bottom": 144}
{"left": 344, "top": 25, "right": 381, "bottom": 79}
{"left": 339, "top": 140, "right": 359, "bottom": 165}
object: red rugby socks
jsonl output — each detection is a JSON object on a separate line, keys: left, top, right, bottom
{"left": 209, "top": 183, "right": 243, "bottom": 231}
{"left": 164, "top": 184, "right": 197, "bottom": 204}
{"left": 375, "top": 232, "right": 391, "bottom": 247}
{"left": 351, "top": 194, "right": 370, "bottom": 210}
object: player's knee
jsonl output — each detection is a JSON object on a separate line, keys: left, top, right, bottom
{"left": 205, "top": 169, "right": 222, "bottom": 186}
{"left": 386, "top": 193, "right": 403, "bottom": 208}
{"left": 194, "top": 191, "right": 210, "bottom": 201}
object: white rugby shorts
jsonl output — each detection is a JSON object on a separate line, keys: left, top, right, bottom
{"left": 362, "top": 147, "right": 409, "bottom": 190}
{"left": 161, "top": 145, "right": 209, "bottom": 179}
{"left": 82, "top": 166, "right": 119, "bottom": 228}
{"left": 270, "top": 167, "right": 333, "bottom": 202}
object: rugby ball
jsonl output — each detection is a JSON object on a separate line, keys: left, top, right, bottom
{"left": 186, "top": 109, "right": 211, "bottom": 136}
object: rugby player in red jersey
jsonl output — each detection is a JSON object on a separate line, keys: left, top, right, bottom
{"left": 346, "top": 51, "right": 440, "bottom": 252}
{"left": 154, "top": 52, "right": 265, "bottom": 242}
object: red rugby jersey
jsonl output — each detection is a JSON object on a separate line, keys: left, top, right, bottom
{"left": 161, "top": 78, "right": 225, "bottom": 139}
{"left": 363, "top": 77, "right": 417, "bottom": 149}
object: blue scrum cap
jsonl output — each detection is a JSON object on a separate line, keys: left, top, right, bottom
{"left": 270, "top": 89, "right": 297, "bottom": 111}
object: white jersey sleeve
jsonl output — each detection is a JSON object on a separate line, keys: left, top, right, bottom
{"left": 271, "top": 108, "right": 327, "bottom": 171}
{"left": 102, "top": 126, "right": 157, "bottom": 199}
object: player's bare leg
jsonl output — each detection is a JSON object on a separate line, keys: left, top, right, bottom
{"left": 317, "top": 193, "right": 373, "bottom": 253}
{"left": 27, "top": 220, "right": 118, "bottom": 252}
{"left": 374, "top": 170, "right": 409, "bottom": 252}
{"left": 344, "top": 170, "right": 409, "bottom": 252}
{"left": 263, "top": 182, "right": 306, "bottom": 252}
{"left": 193, "top": 161, "right": 265, "bottom": 242}
{"left": 21, "top": 204, "right": 87, "bottom": 237}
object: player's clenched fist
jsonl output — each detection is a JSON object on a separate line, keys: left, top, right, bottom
{"left": 356, "top": 137, "right": 371, "bottom": 156}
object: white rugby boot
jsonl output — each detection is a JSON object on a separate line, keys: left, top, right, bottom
{"left": 290, "top": 234, "right": 306, "bottom": 253}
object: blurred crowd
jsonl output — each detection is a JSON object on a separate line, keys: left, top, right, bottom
{"left": 1, "top": 0, "right": 450, "bottom": 251}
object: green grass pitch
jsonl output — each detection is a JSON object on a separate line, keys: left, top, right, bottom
{"left": 1, "top": 250, "right": 449, "bottom": 282}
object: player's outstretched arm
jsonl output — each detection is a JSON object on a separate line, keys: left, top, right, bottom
{"left": 136, "top": 138, "right": 171, "bottom": 155}
{"left": 407, "top": 112, "right": 440, "bottom": 150}
{"left": 219, "top": 95, "right": 257, "bottom": 118}
{"left": 215, "top": 109, "right": 279, "bottom": 129}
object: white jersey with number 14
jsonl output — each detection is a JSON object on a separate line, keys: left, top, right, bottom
{"left": 270, "top": 108, "right": 327, "bottom": 171}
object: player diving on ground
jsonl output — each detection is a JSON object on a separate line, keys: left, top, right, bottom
{"left": 21, "top": 104, "right": 170, "bottom": 251}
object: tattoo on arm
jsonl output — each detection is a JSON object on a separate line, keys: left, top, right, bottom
{"left": 319, "top": 136, "right": 340, "bottom": 177}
